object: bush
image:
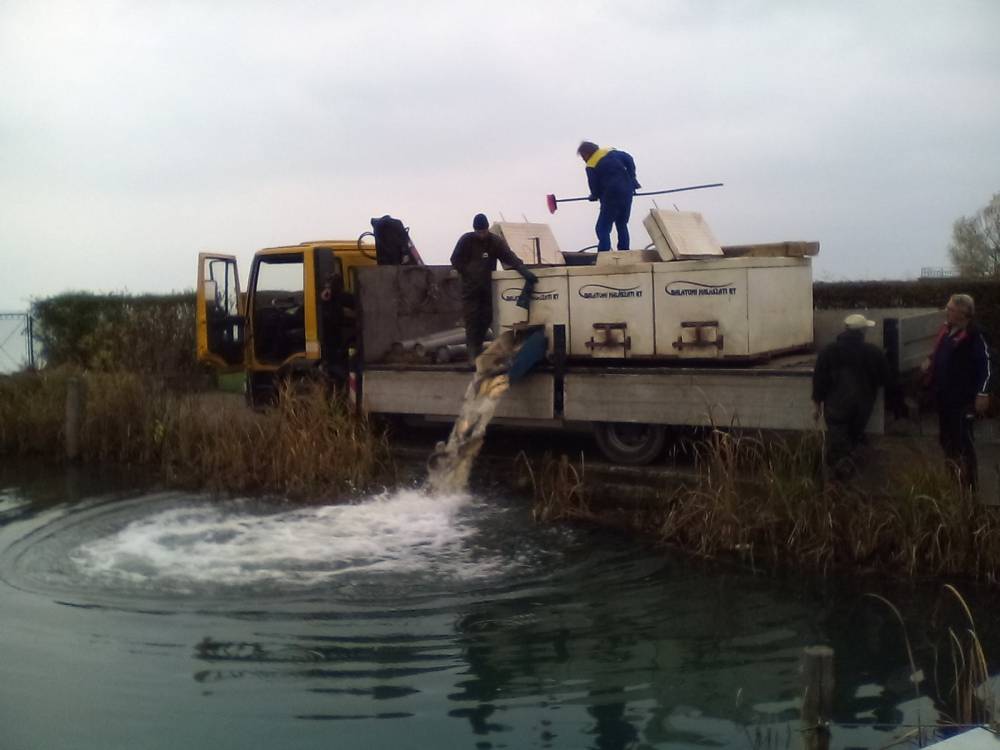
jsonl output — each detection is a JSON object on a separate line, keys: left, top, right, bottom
{"left": 30, "top": 292, "right": 202, "bottom": 387}
{"left": 814, "top": 279, "right": 1000, "bottom": 341}
{"left": 0, "top": 370, "right": 392, "bottom": 501}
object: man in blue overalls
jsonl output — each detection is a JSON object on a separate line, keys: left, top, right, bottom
{"left": 577, "top": 141, "right": 641, "bottom": 251}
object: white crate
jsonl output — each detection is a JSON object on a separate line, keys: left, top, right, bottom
{"left": 653, "top": 257, "right": 813, "bottom": 358}
{"left": 492, "top": 266, "right": 569, "bottom": 355}
{"left": 566, "top": 264, "right": 656, "bottom": 358}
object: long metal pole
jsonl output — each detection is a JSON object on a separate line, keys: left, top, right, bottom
{"left": 26, "top": 314, "right": 35, "bottom": 370}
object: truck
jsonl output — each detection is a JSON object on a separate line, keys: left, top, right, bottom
{"left": 196, "top": 216, "right": 939, "bottom": 464}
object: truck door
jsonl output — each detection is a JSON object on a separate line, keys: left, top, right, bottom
{"left": 197, "top": 253, "right": 244, "bottom": 369}
{"left": 249, "top": 251, "right": 313, "bottom": 366}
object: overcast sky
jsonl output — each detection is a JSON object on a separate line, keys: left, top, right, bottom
{"left": 1, "top": 0, "right": 998, "bottom": 309}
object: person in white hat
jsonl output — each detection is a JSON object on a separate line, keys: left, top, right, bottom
{"left": 812, "top": 313, "right": 900, "bottom": 479}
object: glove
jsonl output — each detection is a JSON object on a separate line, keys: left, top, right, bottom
{"left": 587, "top": 195, "right": 598, "bottom": 202}
{"left": 515, "top": 277, "right": 536, "bottom": 310}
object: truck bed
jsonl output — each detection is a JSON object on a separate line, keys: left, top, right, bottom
{"left": 361, "top": 351, "right": 828, "bottom": 432}
{"left": 354, "top": 265, "right": 938, "bottom": 437}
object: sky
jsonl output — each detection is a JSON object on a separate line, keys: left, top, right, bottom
{"left": 1, "top": 0, "right": 999, "bottom": 310}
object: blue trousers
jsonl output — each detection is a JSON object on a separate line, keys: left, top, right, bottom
{"left": 939, "top": 406, "right": 978, "bottom": 490}
{"left": 595, "top": 196, "right": 633, "bottom": 251}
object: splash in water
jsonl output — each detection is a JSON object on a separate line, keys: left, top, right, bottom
{"left": 425, "top": 332, "right": 520, "bottom": 494}
{"left": 63, "top": 490, "right": 496, "bottom": 594}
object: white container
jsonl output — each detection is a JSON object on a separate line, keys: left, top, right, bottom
{"left": 492, "top": 266, "right": 569, "bottom": 354}
{"left": 653, "top": 256, "right": 813, "bottom": 359}
{"left": 566, "top": 263, "right": 656, "bottom": 358}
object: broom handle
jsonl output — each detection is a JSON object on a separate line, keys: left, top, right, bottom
{"left": 559, "top": 182, "right": 724, "bottom": 203}
{"left": 635, "top": 182, "right": 724, "bottom": 198}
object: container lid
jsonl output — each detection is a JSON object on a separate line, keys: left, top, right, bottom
{"left": 493, "top": 222, "right": 564, "bottom": 265}
{"left": 645, "top": 210, "right": 724, "bottom": 259}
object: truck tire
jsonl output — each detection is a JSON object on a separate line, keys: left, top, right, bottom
{"left": 593, "top": 422, "right": 667, "bottom": 465}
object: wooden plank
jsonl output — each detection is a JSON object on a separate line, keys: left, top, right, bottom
{"left": 800, "top": 646, "right": 834, "bottom": 750}
{"left": 363, "top": 370, "right": 554, "bottom": 419}
{"left": 722, "top": 242, "right": 820, "bottom": 257}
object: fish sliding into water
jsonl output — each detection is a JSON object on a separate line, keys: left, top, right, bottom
{"left": 425, "top": 328, "right": 546, "bottom": 494}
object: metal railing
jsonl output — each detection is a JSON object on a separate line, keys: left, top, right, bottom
{"left": 919, "top": 266, "right": 960, "bottom": 278}
{"left": 0, "top": 312, "right": 36, "bottom": 373}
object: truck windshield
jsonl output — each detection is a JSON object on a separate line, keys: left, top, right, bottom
{"left": 251, "top": 254, "right": 306, "bottom": 365}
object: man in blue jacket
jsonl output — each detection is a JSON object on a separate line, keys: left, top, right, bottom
{"left": 922, "top": 293, "right": 994, "bottom": 491}
{"left": 577, "top": 141, "right": 640, "bottom": 251}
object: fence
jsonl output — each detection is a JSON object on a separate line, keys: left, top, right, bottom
{"left": 919, "top": 266, "right": 960, "bottom": 279}
{"left": 0, "top": 312, "right": 36, "bottom": 373}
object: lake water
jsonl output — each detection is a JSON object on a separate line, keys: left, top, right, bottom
{"left": 0, "top": 461, "right": 993, "bottom": 749}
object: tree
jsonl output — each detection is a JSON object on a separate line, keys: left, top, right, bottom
{"left": 949, "top": 193, "right": 1000, "bottom": 278}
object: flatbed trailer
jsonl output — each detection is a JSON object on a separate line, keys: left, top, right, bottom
{"left": 352, "top": 265, "right": 939, "bottom": 464}
{"left": 360, "top": 357, "right": 819, "bottom": 464}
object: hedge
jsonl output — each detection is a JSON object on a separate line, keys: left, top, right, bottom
{"left": 30, "top": 292, "right": 202, "bottom": 387}
{"left": 814, "top": 279, "right": 1000, "bottom": 341}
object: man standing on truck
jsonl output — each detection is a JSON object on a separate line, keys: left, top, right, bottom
{"left": 921, "top": 293, "right": 994, "bottom": 491}
{"left": 451, "top": 213, "right": 538, "bottom": 364}
{"left": 812, "top": 313, "right": 899, "bottom": 480}
{"left": 577, "top": 140, "right": 641, "bottom": 251}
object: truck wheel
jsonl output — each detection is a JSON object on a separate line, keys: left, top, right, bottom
{"left": 593, "top": 422, "right": 667, "bottom": 465}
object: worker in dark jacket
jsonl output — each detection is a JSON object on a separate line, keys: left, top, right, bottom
{"left": 812, "top": 313, "right": 898, "bottom": 479}
{"left": 319, "top": 271, "right": 355, "bottom": 384}
{"left": 577, "top": 141, "right": 641, "bottom": 251}
{"left": 921, "top": 293, "right": 994, "bottom": 491}
{"left": 451, "top": 213, "right": 538, "bottom": 363}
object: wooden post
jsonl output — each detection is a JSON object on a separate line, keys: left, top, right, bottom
{"left": 800, "top": 645, "right": 834, "bottom": 750}
{"left": 65, "top": 377, "right": 86, "bottom": 461}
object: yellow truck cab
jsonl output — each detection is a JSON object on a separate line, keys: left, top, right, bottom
{"left": 197, "top": 240, "right": 378, "bottom": 404}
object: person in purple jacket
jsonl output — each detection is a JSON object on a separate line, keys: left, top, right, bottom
{"left": 577, "top": 141, "right": 641, "bottom": 251}
{"left": 921, "top": 293, "right": 994, "bottom": 491}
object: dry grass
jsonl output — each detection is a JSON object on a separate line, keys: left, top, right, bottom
{"left": 664, "top": 431, "right": 1000, "bottom": 580}
{"left": 522, "top": 452, "right": 591, "bottom": 523}
{"left": 0, "top": 369, "right": 68, "bottom": 455}
{"left": 870, "top": 585, "right": 996, "bottom": 732}
{"left": 932, "top": 585, "right": 995, "bottom": 727}
{"left": 0, "top": 369, "right": 392, "bottom": 501}
{"left": 529, "top": 429, "right": 1000, "bottom": 582}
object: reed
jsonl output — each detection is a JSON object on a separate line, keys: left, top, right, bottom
{"left": 0, "top": 369, "right": 69, "bottom": 455}
{"left": 523, "top": 452, "right": 591, "bottom": 523}
{"left": 531, "top": 430, "right": 1000, "bottom": 581}
{"left": 162, "top": 380, "right": 394, "bottom": 498}
{"left": 869, "top": 586, "right": 996, "bottom": 735}
{"left": 933, "top": 585, "right": 995, "bottom": 727}
{"left": 0, "top": 370, "right": 392, "bottom": 500}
